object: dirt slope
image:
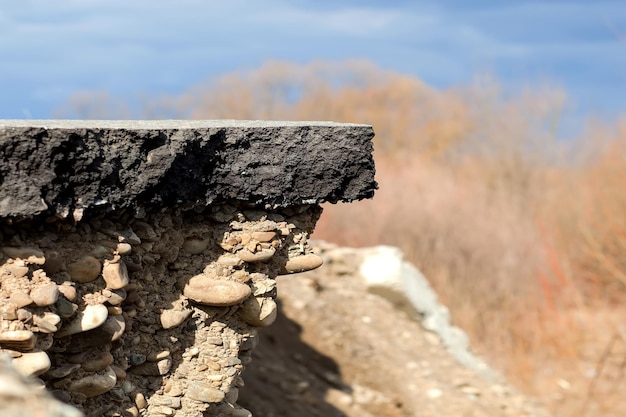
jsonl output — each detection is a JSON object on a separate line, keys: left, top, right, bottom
{"left": 239, "top": 244, "right": 550, "bottom": 417}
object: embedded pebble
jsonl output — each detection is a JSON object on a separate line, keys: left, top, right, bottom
{"left": 147, "top": 350, "right": 170, "bottom": 362}
{"left": 182, "top": 238, "right": 209, "bottom": 254}
{"left": 217, "top": 254, "right": 243, "bottom": 267}
{"left": 55, "top": 297, "right": 78, "bottom": 318}
{"left": 5, "top": 263, "right": 29, "bottom": 278}
{"left": 104, "top": 288, "right": 126, "bottom": 305}
{"left": 227, "top": 408, "right": 253, "bottom": 417}
{"left": 183, "top": 275, "right": 251, "bottom": 306}
{"left": 45, "top": 363, "right": 82, "bottom": 379}
{"left": 237, "top": 247, "right": 276, "bottom": 263}
{"left": 116, "top": 242, "right": 133, "bottom": 255}
{"left": 132, "top": 358, "right": 171, "bottom": 376}
{"left": 66, "top": 256, "right": 102, "bottom": 283}
{"left": 9, "top": 291, "right": 33, "bottom": 308}
{"left": 186, "top": 381, "right": 225, "bottom": 403}
{"left": 124, "top": 405, "right": 140, "bottom": 417}
{"left": 57, "top": 284, "right": 77, "bottom": 301}
{"left": 30, "top": 283, "right": 59, "bottom": 307}
{"left": 16, "top": 309, "right": 33, "bottom": 322}
{"left": 119, "top": 229, "right": 142, "bottom": 245}
{"left": 135, "top": 392, "right": 148, "bottom": 409}
{"left": 0, "top": 302, "right": 17, "bottom": 320}
{"left": 66, "top": 366, "right": 117, "bottom": 397}
{"left": 43, "top": 251, "right": 64, "bottom": 274}
{"left": 251, "top": 279, "right": 276, "bottom": 296}
{"left": 225, "top": 387, "right": 239, "bottom": 403}
{"left": 91, "top": 245, "right": 110, "bottom": 258}
{"left": 55, "top": 304, "right": 109, "bottom": 338}
{"left": 2, "top": 349, "right": 23, "bottom": 358}
{"left": 2, "top": 247, "right": 45, "bottom": 264}
{"left": 226, "top": 357, "right": 242, "bottom": 366}
{"left": 239, "top": 297, "right": 278, "bottom": 327}
{"left": 83, "top": 352, "right": 114, "bottom": 372}
{"left": 0, "top": 330, "right": 37, "bottom": 351}
{"left": 129, "top": 354, "right": 146, "bottom": 366}
{"left": 153, "top": 396, "right": 182, "bottom": 408}
{"left": 160, "top": 308, "right": 192, "bottom": 329}
{"left": 107, "top": 305, "right": 123, "bottom": 315}
{"left": 111, "top": 365, "right": 126, "bottom": 380}
{"left": 33, "top": 313, "right": 61, "bottom": 333}
{"left": 98, "top": 315, "right": 126, "bottom": 342}
{"left": 251, "top": 221, "right": 276, "bottom": 232}
{"left": 102, "top": 259, "right": 130, "bottom": 289}
{"left": 281, "top": 253, "right": 324, "bottom": 273}
{"left": 11, "top": 350, "right": 51, "bottom": 376}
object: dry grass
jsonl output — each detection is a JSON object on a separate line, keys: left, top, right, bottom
{"left": 57, "top": 60, "right": 626, "bottom": 416}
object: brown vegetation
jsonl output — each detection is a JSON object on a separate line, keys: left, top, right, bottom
{"left": 57, "top": 60, "right": 626, "bottom": 416}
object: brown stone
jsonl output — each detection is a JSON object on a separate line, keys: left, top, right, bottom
{"left": 182, "top": 238, "right": 209, "bottom": 254}
{"left": 280, "top": 253, "right": 324, "bottom": 274}
{"left": 237, "top": 247, "right": 276, "bottom": 263}
{"left": 67, "top": 256, "right": 102, "bottom": 283}
{"left": 43, "top": 250, "right": 64, "bottom": 275}
{"left": 83, "top": 352, "right": 114, "bottom": 372}
{"left": 160, "top": 308, "right": 192, "bottom": 329}
{"left": 183, "top": 274, "right": 251, "bottom": 306}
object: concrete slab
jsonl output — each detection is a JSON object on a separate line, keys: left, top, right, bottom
{"left": 0, "top": 120, "right": 377, "bottom": 218}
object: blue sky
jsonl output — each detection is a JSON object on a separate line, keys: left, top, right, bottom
{"left": 1, "top": 0, "right": 625, "bottom": 128}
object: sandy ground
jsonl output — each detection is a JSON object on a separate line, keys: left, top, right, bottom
{"left": 239, "top": 245, "right": 550, "bottom": 417}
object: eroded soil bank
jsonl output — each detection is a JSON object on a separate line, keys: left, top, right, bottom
{"left": 0, "top": 202, "right": 322, "bottom": 417}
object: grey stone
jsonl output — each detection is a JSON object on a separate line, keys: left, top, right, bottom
{"left": 45, "top": 363, "right": 81, "bottom": 379}
{"left": 186, "top": 381, "right": 225, "bottom": 403}
{"left": 66, "top": 256, "right": 101, "bottom": 283}
{"left": 0, "top": 120, "right": 376, "bottom": 218}
{"left": 159, "top": 308, "right": 192, "bottom": 329}
{"left": 65, "top": 366, "right": 117, "bottom": 397}
{"left": 1, "top": 247, "right": 45, "bottom": 264}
